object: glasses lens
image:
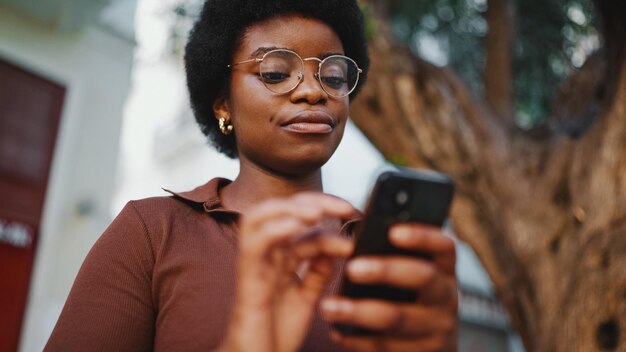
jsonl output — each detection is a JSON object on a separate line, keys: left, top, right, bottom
{"left": 319, "top": 56, "right": 359, "bottom": 97}
{"left": 259, "top": 50, "right": 303, "bottom": 94}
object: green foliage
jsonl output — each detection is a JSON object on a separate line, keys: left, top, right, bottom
{"left": 385, "top": 0, "right": 599, "bottom": 127}
{"left": 359, "top": 3, "right": 379, "bottom": 40}
{"left": 388, "top": 154, "right": 409, "bottom": 166}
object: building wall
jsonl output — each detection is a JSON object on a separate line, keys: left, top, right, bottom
{"left": 0, "top": 6, "right": 135, "bottom": 351}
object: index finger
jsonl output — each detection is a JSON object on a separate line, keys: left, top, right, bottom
{"left": 244, "top": 193, "right": 356, "bottom": 229}
{"left": 388, "top": 224, "right": 456, "bottom": 275}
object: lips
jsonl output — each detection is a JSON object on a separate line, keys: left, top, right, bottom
{"left": 280, "top": 111, "right": 337, "bottom": 134}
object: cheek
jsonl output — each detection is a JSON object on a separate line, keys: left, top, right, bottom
{"left": 228, "top": 78, "right": 281, "bottom": 155}
{"left": 229, "top": 76, "right": 273, "bottom": 122}
{"left": 334, "top": 99, "right": 350, "bottom": 124}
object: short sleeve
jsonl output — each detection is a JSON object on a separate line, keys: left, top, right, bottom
{"left": 45, "top": 202, "right": 156, "bottom": 352}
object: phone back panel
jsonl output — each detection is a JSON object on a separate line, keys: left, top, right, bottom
{"left": 334, "top": 169, "right": 454, "bottom": 335}
{"left": 342, "top": 170, "right": 454, "bottom": 301}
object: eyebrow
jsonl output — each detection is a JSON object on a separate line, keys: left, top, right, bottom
{"left": 249, "top": 46, "right": 281, "bottom": 58}
{"left": 249, "top": 47, "right": 345, "bottom": 59}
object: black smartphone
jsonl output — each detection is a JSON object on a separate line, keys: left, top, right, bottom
{"left": 333, "top": 168, "right": 454, "bottom": 335}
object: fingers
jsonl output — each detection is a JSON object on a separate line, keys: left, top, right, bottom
{"left": 389, "top": 224, "right": 456, "bottom": 275}
{"left": 344, "top": 256, "right": 457, "bottom": 307}
{"left": 291, "top": 234, "right": 354, "bottom": 298}
{"left": 239, "top": 193, "right": 356, "bottom": 257}
{"left": 240, "top": 217, "right": 307, "bottom": 257}
{"left": 322, "top": 224, "right": 458, "bottom": 351}
{"left": 345, "top": 256, "right": 436, "bottom": 291}
{"left": 296, "top": 256, "right": 335, "bottom": 295}
{"left": 290, "top": 233, "right": 354, "bottom": 259}
{"left": 330, "top": 331, "right": 454, "bottom": 352}
{"left": 237, "top": 193, "right": 356, "bottom": 298}
{"left": 243, "top": 193, "right": 355, "bottom": 232}
{"left": 320, "top": 297, "right": 455, "bottom": 336}
{"left": 345, "top": 223, "right": 457, "bottom": 305}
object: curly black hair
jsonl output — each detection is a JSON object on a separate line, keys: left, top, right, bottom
{"left": 184, "top": 0, "right": 370, "bottom": 159}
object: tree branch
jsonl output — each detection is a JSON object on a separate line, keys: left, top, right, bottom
{"left": 594, "top": 0, "right": 626, "bottom": 110}
{"left": 549, "top": 52, "right": 605, "bottom": 138}
{"left": 483, "top": 0, "right": 515, "bottom": 125}
{"left": 564, "top": 0, "right": 626, "bottom": 245}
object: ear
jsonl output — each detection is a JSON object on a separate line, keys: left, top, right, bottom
{"left": 212, "top": 94, "right": 231, "bottom": 122}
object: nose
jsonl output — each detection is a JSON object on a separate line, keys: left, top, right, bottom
{"left": 290, "top": 62, "right": 327, "bottom": 105}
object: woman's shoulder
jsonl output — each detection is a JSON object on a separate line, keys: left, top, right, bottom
{"left": 98, "top": 196, "right": 202, "bottom": 255}
{"left": 115, "top": 195, "right": 229, "bottom": 244}
{"left": 81, "top": 178, "right": 238, "bottom": 275}
{"left": 119, "top": 177, "right": 234, "bottom": 226}
{"left": 123, "top": 194, "right": 203, "bottom": 220}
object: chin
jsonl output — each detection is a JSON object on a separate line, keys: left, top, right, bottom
{"left": 242, "top": 140, "right": 340, "bottom": 177}
{"left": 273, "top": 149, "right": 335, "bottom": 176}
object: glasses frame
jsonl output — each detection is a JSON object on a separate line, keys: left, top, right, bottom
{"left": 227, "top": 48, "right": 363, "bottom": 98}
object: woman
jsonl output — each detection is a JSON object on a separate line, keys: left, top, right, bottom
{"left": 46, "top": 1, "right": 458, "bottom": 351}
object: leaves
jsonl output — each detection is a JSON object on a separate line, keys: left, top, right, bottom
{"left": 381, "top": 0, "right": 599, "bottom": 128}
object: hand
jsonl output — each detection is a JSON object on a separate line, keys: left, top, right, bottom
{"left": 320, "top": 224, "right": 458, "bottom": 352}
{"left": 220, "top": 193, "right": 356, "bottom": 352}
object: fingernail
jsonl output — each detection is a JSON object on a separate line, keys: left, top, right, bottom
{"left": 347, "top": 259, "right": 381, "bottom": 276}
{"left": 321, "top": 298, "right": 352, "bottom": 314}
{"left": 390, "top": 226, "right": 414, "bottom": 243}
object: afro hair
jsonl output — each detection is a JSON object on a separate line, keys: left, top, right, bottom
{"left": 184, "top": 0, "right": 369, "bottom": 159}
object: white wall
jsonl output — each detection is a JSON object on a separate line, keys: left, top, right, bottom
{"left": 0, "top": 6, "right": 135, "bottom": 351}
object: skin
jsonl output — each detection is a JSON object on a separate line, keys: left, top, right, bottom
{"left": 215, "top": 15, "right": 349, "bottom": 212}
{"left": 214, "top": 15, "right": 458, "bottom": 352}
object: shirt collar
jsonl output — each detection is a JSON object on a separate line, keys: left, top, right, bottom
{"left": 163, "top": 177, "right": 236, "bottom": 214}
{"left": 163, "top": 177, "right": 362, "bottom": 234}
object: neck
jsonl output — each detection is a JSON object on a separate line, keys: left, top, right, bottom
{"left": 220, "top": 158, "right": 324, "bottom": 214}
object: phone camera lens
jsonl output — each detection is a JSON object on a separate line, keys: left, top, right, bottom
{"left": 396, "top": 191, "right": 409, "bottom": 205}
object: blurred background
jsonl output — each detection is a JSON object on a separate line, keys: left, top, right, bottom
{"left": 1, "top": 0, "right": 608, "bottom": 351}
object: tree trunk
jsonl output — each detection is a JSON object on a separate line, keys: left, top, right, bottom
{"left": 350, "top": 5, "right": 626, "bottom": 350}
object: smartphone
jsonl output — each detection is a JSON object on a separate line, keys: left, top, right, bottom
{"left": 333, "top": 168, "right": 454, "bottom": 335}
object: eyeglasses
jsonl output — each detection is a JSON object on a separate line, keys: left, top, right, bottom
{"left": 228, "top": 49, "right": 363, "bottom": 98}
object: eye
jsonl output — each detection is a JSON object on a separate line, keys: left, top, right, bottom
{"left": 321, "top": 75, "right": 347, "bottom": 89}
{"left": 261, "top": 71, "right": 290, "bottom": 84}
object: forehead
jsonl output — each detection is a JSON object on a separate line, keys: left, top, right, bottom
{"left": 237, "top": 15, "right": 344, "bottom": 59}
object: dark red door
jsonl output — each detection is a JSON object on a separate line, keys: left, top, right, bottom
{"left": 0, "top": 59, "right": 65, "bottom": 352}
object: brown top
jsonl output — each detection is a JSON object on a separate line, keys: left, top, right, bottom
{"left": 45, "top": 178, "right": 356, "bottom": 352}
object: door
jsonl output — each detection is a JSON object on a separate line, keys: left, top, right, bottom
{"left": 0, "top": 58, "right": 65, "bottom": 352}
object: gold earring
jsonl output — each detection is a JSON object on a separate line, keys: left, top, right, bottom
{"left": 219, "top": 117, "right": 233, "bottom": 135}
